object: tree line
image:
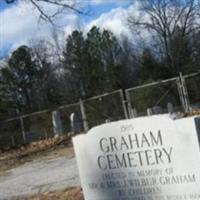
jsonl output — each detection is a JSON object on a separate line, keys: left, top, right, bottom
{"left": 0, "top": 27, "right": 138, "bottom": 120}
{"left": 1, "top": 0, "right": 200, "bottom": 121}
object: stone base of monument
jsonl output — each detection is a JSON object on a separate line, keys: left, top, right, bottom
{"left": 73, "top": 114, "right": 200, "bottom": 200}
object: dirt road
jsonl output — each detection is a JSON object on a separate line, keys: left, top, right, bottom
{"left": 0, "top": 156, "right": 80, "bottom": 200}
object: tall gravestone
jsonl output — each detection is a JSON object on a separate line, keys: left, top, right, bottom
{"left": 73, "top": 115, "right": 200, "bottom": 200}
{"left": 52, "top": 110, "right": 63, "bottom": 137}
{"left": 70, "top": 112, "right": 82, "bottom": 135}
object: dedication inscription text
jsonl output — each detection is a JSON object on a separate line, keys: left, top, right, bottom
{"left": 73, "top": 115, "right": 200, "bottom": 200}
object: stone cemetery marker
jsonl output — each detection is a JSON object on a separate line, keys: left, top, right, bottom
{"left": 70, "top": 113, "right": 76, "bottom": 135}
{"left": 152, "top": 106, "right": 162, "bottom": 114}
{"left": 147, "top": 108, "right": 153, "bottom": 116}
{"left": 70, "top": 112, "right": 82, "bottom": 135}
{"left": 73, "top": 115, "right": 200, "bottom": 200}
{"left": 52, "top": 110, "right": 63, "bottom": 136}
{"left": 167, "top": 102, "right": 174, "bottom": 114}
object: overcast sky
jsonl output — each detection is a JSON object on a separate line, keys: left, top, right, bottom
{"left": 0, "top": 0, "right": 136, "bottom": 58}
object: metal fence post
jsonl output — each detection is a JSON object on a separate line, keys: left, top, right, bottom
{"left": 79, "top": 99, "right": 89, "bottom": 133}
{"left": 125, "top": 90, "right": 134, "bottom": 118}
{"left": 20, "top": 116, "right": 26, "bottom": 144}
{"left": 119, "top": 89, "right": 129, "bottom": 119}
{"left": 11, "top": 135, "right": 16, "bottom": 147}
{"left": 177, "top": 73, "right": 191, "bottom": 112}
{"left": 180, "top": 73, "right": 191, "bottom": 112}
{"left": 16, "top": 109, "right": 26, "bottom": 144}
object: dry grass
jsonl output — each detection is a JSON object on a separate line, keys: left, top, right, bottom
{"left": 180, "top": 110, "right": 200, "bottom": 117}
{"left": 0, "top": 136, "right": 74, "bottom": 173}
{"left": 0, "top": 136, "right": 71, "bottom": 161}
{"left": 13, "top": 187, "right": 83, "bottom": 200}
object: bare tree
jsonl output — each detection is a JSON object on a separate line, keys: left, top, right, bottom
{"left": 3, "top": 0, "right": 85, "bottom": 24}
{"left": 3, "top": 0, "right": 85, "bottom": 59}
{"left": 128, "top": 0, "right": 200, "bottom": 75}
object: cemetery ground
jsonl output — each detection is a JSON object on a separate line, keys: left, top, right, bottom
{"left": 0, "top": 136, "right": 83, "bottom": 200}
{"left": 17, "top": 187, "right": 83, "bottom": 200}
{"left": 1, "top": 110, "right": 200, "bottom": 199}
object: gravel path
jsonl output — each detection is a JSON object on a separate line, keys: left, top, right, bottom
{"left": 0, "top": 156, "right": 80, "bottom": 200}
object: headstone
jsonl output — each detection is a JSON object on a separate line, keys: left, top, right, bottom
{"left": 152, "top": 106, "right": 162, "bottom": 114}
{"left": 70, "top": 112, "right": 82, "bottom": 135}
{"left": 73, "top": 115, "right": 200, "bottom": 200}
{"left": 147, "top": 108, "right": 152, "bottom": 116}
{"left": 167, "top": 102, "right": 174, "bottom": 114}
{"left": 194, "top": 117, "right": 200, "bottom": 144}
{"left": 105, "top": 119, "right": 111, "bottom": 123}
{"left": 52, "top": 110, "right": 63, "bottom": 137}
{"left": 132, "top": 108, "right": 137, "bottom": 118}
{"left": 70, "top": 113, "right": 75, "bottom": 135}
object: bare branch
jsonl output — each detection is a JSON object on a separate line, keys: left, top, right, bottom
{"left": 3, "top": 0, "right": 86, "bottom": 25}
{"left": 30, "top": 0, "right": 55, "bottom": 25}
{"left": 128, "top": 0, "right": 200, "bottom": 74}
{"left": 35, "top": 0, "right": 84, "bottom": 15}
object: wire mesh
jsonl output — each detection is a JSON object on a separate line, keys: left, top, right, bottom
{"left": 185, "top": 74, "right": 200, "bottom": 110}
{"left": 0, "top": 119, "right": 22, "bottom": 148}
{"left": 1, "top": 72, "right": 199, "bottom": 148}
{"left": 59, "top": 103, "right": 83, "bottom": 134}
{"left": 23, "top": 111, "right": 53, "bottom": 143}
{"left": 126, "top": 79, "right": 183, "bottom": 116}
{"left": 83, "top": 90, "right": 126, "bottom": 128}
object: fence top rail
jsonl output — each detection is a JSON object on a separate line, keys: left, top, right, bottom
{"left": 58, "top": 102, "right": 80, "bottom": 110}
{"left": 125, "top": 71, "right": 200, "bottom": 93}
{"left": 126, "top": 77, "right": 178, "bottom": 92}
{"left": 183, "top": 71, "right": 200, "bottom": 79}
{"left": 83, "top": 89, "right": 122, "bottom": 102}
{"left": 0, "top": 109, "right": 51, "bottom": 124}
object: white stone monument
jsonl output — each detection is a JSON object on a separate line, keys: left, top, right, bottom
{"left": 70, "top": 112, "right": 82, "bottom": 135}
{"left": 52, "top": 110, "right": 63, "bottom": 137}
{"left": 73, "top": 115, "right": 200, "bottom": 200}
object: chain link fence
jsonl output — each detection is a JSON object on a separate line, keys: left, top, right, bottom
{"left": 0, "top": 118, "right": 22, "bottom": 148}
{"left": 184, "top": 73, "right": 200, "bottom": 110}
{"left": 83, "top": 89, "right": 127, "bottom": 128}
{"left": 125, "top": 78, "right": 183, "bottom": 117}
{"left": 23, "top": 110, "right": 53, "bottom": 143}
{"left": 0, "top": 72, "right": 200, "bottom": 148}
{"left": 0, "top": 111, "right": 54, "bottom": 148}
